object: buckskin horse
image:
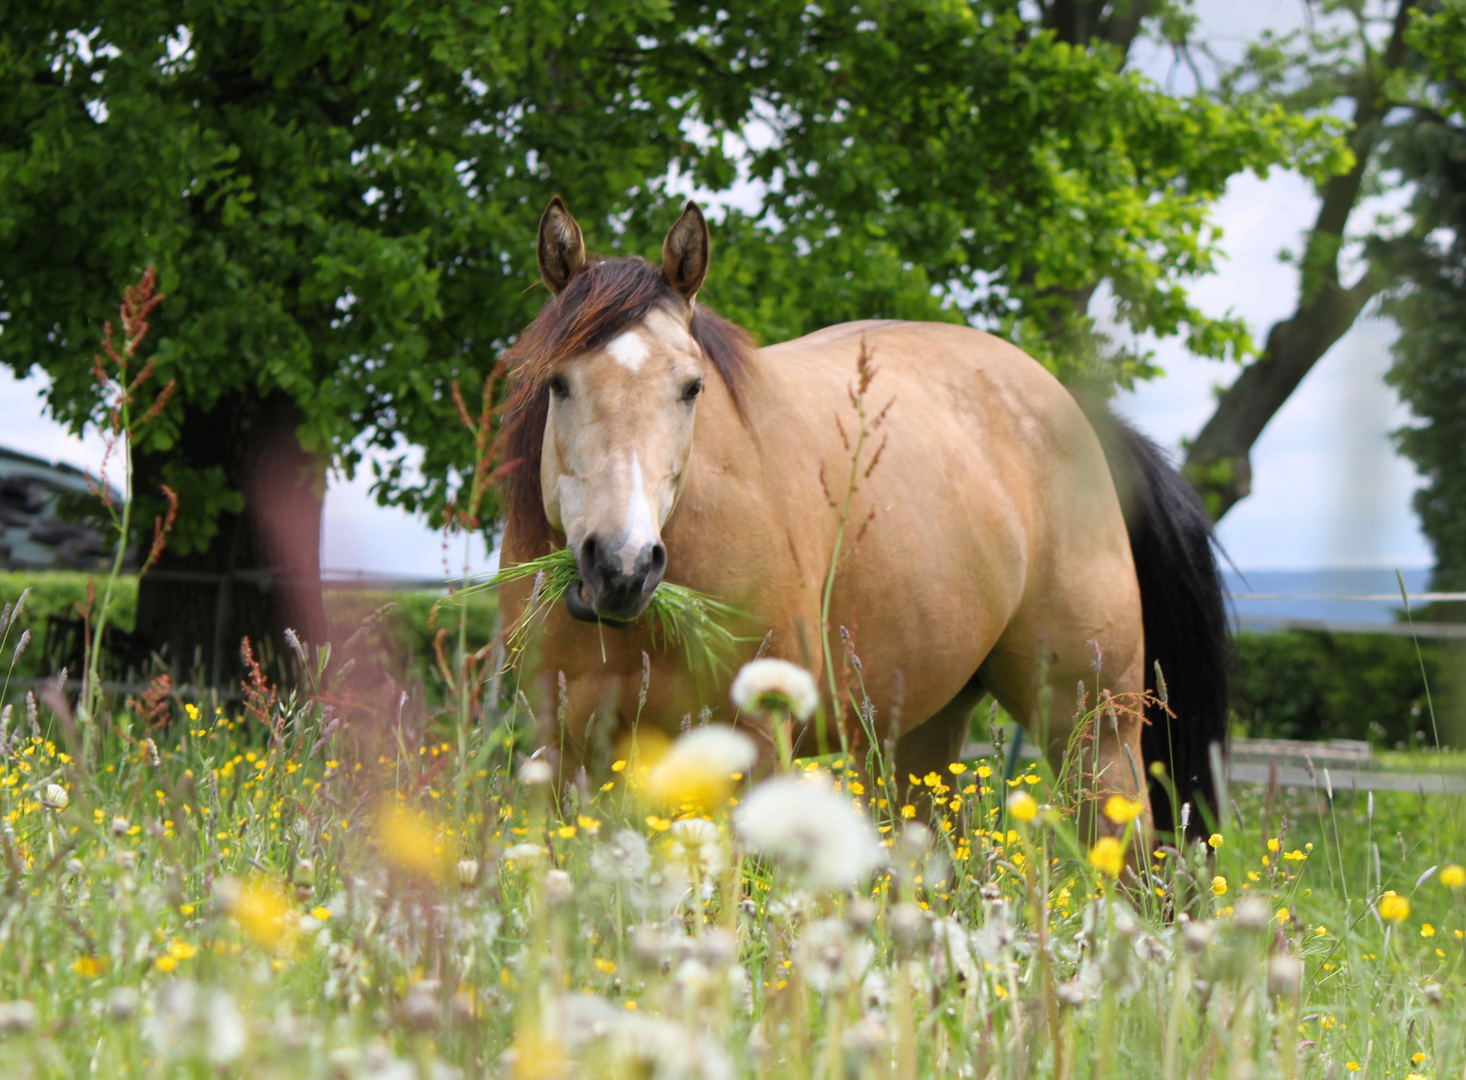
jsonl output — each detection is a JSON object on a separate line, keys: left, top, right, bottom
{"left": 496, "top": 197, "right": 1227, "bottom": 838}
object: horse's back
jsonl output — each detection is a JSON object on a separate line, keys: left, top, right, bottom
{"left": 750, "top": 319, "right": 1142, "bottom": 731}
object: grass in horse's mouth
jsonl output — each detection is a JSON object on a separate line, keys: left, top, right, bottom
{"left": 456, "top": 546, "right": 748, "bottom": 679}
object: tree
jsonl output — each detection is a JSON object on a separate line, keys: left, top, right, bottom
{"left": 1379, "top": 0, "right": 1466, "bottom": 599}
{"left": 678, "top": 0, "right": 1343, "bottom": 389}
{"left": 1180, "top": 0, "right": 1420, "bottom": 519}
{"left": 1, "top": 0, "right": 1340, "bottom": 678}
{"left": 0, "top": 0, "right": 717, "bottom": 678}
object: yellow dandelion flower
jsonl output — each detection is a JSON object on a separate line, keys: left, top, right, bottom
{"left": 375, "top": 803, "right": 447, "bottom": 879}
{"left": 1088, "top": 836, "right": 1124, "bottom": 878}
{"left": 230, "top": 877, "right": 293, "bottom": 948}
{"left": 1007, "top": 791, "right": 1038, "bottom": 823}
{"left": 1378, "top": 891, "right": 1410, "bottom": 923}
{"left": 72, "top": 956, "right": 104, "bottom": 977}
{"left": 1102, "top": 795, "right": 1144, "bottom": 825}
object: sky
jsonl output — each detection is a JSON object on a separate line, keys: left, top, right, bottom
{"left": 0, "top": 0, "right": 1432, "bottom": 577}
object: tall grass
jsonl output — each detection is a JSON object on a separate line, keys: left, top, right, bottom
{"left": 1, "top": 282, "right": 1461, "bottom": 1080}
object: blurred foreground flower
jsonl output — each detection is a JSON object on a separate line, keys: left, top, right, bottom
{"left": 644, "top": 725, "right": 755, "bottom": 811}
{"left": 1007, "top": 790, "right": 1038, "bottom": 823}
{"left": 734, "top": 771, "right": 883, "bottom": 890}
{"left": 1088, "top": 837, "right": 1124, "bottom": 878}
{"left": 1441, "top": 864, "right": 1465, "bottom": 889}
{"left": 220, "top": 876, "right": 293, "bottom": 949}
{"left": 375, "top": 803, "right": 446, "bottom": 880}
{"left": 731, "top": 658, "right": 819, "bottom": 720}
{"left": 41, "top": 783, "right": 69, "bottom": 811}
{"left": 1378, "top": 891, "right": 1411, "bottom": 923}
{"left": 1102, "top": 795, "right": 1143, "bottom": 825}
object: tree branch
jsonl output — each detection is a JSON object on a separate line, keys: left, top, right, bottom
{"left": 1181, "top": 0, "right": 1416, "bottom": 520}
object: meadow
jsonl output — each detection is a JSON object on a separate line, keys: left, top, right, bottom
{"left": 0, "top": 577, "right": 1463, "bottom": 1080}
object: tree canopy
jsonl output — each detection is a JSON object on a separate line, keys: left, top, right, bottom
{"left": 0, "top": 0, "right": 1348, "bottom": 667}
{"left": 1380, "top": 0, "right": 1466, "bottom": 595}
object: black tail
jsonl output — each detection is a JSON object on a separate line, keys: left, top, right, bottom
{"left": 1087, "top": 407, "right": 1229, "bottom": 838}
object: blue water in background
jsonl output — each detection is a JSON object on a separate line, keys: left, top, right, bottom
{"left": 1223, "top": 567, "right": 1432, "bottom": 630}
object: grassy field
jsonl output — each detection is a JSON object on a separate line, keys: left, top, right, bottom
{"left": 1, "top": 589, "right": 1464, "bottom": 1079}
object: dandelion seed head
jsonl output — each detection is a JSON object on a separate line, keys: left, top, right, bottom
{"left": 730, "top": 658, "right": 819, "bottom": 720}
{"left": 734, "top": 772, "right": 884, "bottom": 891}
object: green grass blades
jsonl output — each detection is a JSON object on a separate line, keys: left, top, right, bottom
{"left": 439, "top": 546, "right": 749, "bottom": 679}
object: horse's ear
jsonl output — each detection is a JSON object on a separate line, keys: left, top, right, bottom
{"left": 661, "top": 201, "right": 710, "bottom": 304}
{"left": 537, "top": 196, "right": 586, "bottom": 296}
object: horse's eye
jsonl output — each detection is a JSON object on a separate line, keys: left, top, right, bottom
{"left": 682, "top": 379, "right": 704, "bottom": 403}
{"left": 548, "top": 375, "right": 570, "bottom": 400}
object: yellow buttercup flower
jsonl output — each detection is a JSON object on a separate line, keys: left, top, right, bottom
{"left": 1089, "top": 836, "right": 1124, "bottom": 878}
{"left": 1007, "top": 791, "right": 1038, "bottom": 823}
{"left": 1378, "top": 890, "right": 1410, "bottom": 923}
{"left": 228, "top": 879, "right": 291, "bottom": 943}
{"left": 1102, "top": 795, "right": 1144, "bottom": 825}
{"left": 1208, "top": 833, "right": 1224, "bottom": 849}
{"left": 1211, "top": 875, "right": 1227, "bottom": 896}
{"left": 376, "top": 803, "right": 447, "bottom": 880}
{"left": 1440, "top": 864, "right": 1465, "bottom": 889}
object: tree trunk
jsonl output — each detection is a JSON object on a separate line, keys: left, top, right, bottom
{"left": 1181, "top": 0, "right": 1415, "bottom": 520}
{"left": 130, "top": 390, "right": 327, "bottom": 687}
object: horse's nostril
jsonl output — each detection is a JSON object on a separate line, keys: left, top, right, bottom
{"left": 649, "top": 543, "right": 666, "bottom": 573}
{"left": 579, "top": 535, "right": 599, "bottom": 577}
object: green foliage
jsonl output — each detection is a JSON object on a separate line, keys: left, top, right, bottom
{"left": 476, "top": 546, "right": 745, "bottom": 679}
{"left": 1230, "top": 629, "right": 1464, "bottom": 748}
{"left": 0, "top": 0, "right": 1349, "bottom": 555}
{"left": 1378, "top": 1, "right": 1466, "bottom": 594}
{"left": 1, "top": 572, "right": 138, "bottom": 682}
{"left": 0, "top": 572, "right": 495, "bottom": 690}
{"left": 686, "top": 3, "right": 1345, "bottom": 388}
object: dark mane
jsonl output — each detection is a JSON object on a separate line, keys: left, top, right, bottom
{"left": 496, "top": 256, "right": 755, "bottom": 558}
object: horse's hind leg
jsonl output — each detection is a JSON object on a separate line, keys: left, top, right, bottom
{"left": 892, "top": 677, "right": 985, "bottom": 817}
{"left": 981, "top": 627, "right": 1150, "bottom": 845}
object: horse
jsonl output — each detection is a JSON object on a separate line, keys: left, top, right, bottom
{"left": 496, "top": 196, "right": 1228, "bottom": 839}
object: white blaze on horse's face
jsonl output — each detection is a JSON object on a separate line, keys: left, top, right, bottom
{"left": 540, "top": 304, "right": 707, "bottom": 621}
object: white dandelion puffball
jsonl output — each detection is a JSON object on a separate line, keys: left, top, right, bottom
{"left": 734, "top": 772, "right": 885, "bottom": 891}
{"left": 731, "top": 658, "right": 819, "bottom": 721}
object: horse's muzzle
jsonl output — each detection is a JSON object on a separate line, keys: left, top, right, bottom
{"left": 564, "top": 579, "right": 634, "bottom": 628}
{"left": 568, "top": 534, "right": 666, "bottom": 625}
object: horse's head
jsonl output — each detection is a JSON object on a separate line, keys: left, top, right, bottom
{"left": 531, "top": 198, "right": 714, "bottom": 625}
